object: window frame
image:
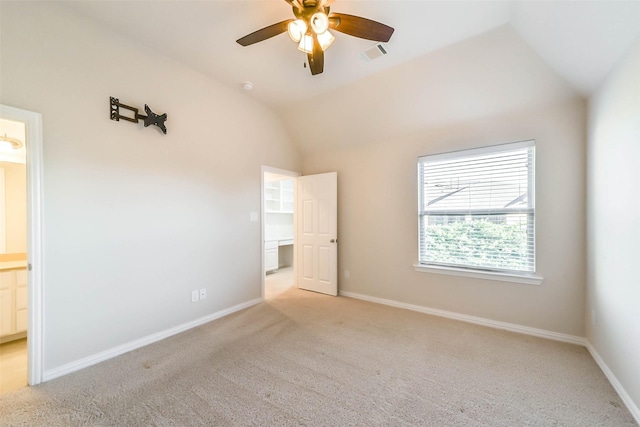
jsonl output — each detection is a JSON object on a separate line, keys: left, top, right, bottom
{"left": 415, "top": 140, "right": 541, "bottom": 283}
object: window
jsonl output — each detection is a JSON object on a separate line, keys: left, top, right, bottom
{"left": 418, "top": 140, "right": 535, "bottom": 275}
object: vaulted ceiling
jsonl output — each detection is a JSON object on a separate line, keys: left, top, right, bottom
{"left": 64, "top": 1, "right": 640, "bottom": 151}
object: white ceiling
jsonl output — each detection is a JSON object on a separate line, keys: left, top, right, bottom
{"left": 63, "top": 1, "right": 640, "bottom": 151}
{"left": 65, "top": 1, "right": 640, "bottom": 107}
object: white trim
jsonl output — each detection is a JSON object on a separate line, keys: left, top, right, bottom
{"left": 0, "top": 104, "right": 44, "bottom": 386}
{"left": 43, "top": 298, "right": 262, "bottom": 382}
{"left": 339, "top": 291, "right": 584, "bottom": 346}
{"left": 418, "top": 139, "right": 535, "bottom": 162}
{"left": 413, "top": 264, "right": 544, "bottom": 285}
{"left": 585, "top": 341, "right": 640, "bottom": 425}
{"left": 260, "top": 166, "right": 300, "bottom": 300}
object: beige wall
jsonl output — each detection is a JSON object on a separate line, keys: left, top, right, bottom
{"left": 282, "top": 25, "right": 578, "bottom": 154}
{"left": 1, "top": 162, "right": 27, "bottom": 253}
{"left": 0, "top": 2, "right": 300, "bottom": 371}
{"left": 587, "top": 37, "right": 640, "bottom": 415}
{"left": 303, "top": 98, "right": 587, "bottom": 336}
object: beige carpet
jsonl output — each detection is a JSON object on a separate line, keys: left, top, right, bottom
{"left": 0, "top": 285, "right": 635, "bottom": 426}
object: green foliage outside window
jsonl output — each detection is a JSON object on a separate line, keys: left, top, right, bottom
{"left": 423, "top": 218, "right": 529, "bottom": 271}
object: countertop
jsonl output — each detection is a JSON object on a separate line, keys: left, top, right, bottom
{"left": 0, "top": 260, "right": 28, "bottom": 271}
{"left": 266, "top": 237, "right": 294, "bottom": 246}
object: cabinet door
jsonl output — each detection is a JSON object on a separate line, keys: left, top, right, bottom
{"left": 16, "top": 309, "right": 27, "bottom": 333}
{"left": 15, "top": 269, "right": 27, "bottom": 287}
{"left": 15, "top": 269, "right": 27, "bottom": 310}
{"left": 16, "top": 285, "right": 27, "bottom": 311}
{"left": 0, "top": 270, "right": 14, "bottom": 290}
{"left": 265, "top": 248, "right": 278, "bottom": 272}
{"left": 15, "top": 270, "right": 28, "bottom": 333}
{"left": 0, "top": 288, "right": 14, "bottom": 336}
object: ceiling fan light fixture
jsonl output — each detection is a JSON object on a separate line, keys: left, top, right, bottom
{"left": 287, "top": 19, "right": 307, "bottom": 42}
{"left": 236, "top": 1, "right": 395, "bottom": 76}
{"left": 310, "top": 12, "right": 329, "bottom": 34}
{"left": 317, "top": 30, "right": 335, "bottom": 51}
{"left": 298, "top": 33, "right": 314, "bottom": 54}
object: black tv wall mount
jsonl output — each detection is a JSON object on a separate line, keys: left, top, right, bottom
{"left": 110, "top": 97, "right": 167, "bottom": 134}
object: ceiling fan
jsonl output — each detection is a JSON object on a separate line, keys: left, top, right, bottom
{"left": 236, "top": 0, "right": 394, "bottom": 76}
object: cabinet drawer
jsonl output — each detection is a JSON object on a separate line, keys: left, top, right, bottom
{"left": 265, "top": 241, "right": 278, "bottom": 250}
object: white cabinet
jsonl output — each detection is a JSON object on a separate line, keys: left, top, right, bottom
{"left": 0, "top": 288, "right": 13, "bottom": 336}
{"left": 265, "top": 179, "right": 294, "bottom": 213}
{"left": 0, "top": 268, "right": 27, "bottom": 339}
{"left": 280, "top": 179, "right": 294, "bottom": 213}
{"left": 15, "top": 270, "right": 27, "bottom": 333}
{"left": 265, "top": 241, "right": 278, "bottom": 272}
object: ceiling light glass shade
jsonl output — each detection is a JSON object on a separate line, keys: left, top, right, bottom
{"left": 317, "top": 30, "right": 335, "bottom": 51}
{"left": 0, "top": 141, "right": 14, "bottom": 152}
{"left": 287, "top": 19, "right": 307, "bottom": 42}
{"left": 310, "top": 12, "right": 329, "bottom": 34}
{"left": 0, "top": 134, "right": 23, "bottom": 150}
{"left": 298, "top": 34, "right": 314, "bottom": 54}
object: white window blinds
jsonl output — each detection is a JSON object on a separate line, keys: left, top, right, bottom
{"left": 418, "top": 140, "right": 535, "bottom": 274}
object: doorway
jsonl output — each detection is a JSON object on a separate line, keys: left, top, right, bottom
{"left": 0, "top": 104, "right": 44, "bottom": 390}
{"left": 261, "top": 167, "right": 299, "bottom": 300}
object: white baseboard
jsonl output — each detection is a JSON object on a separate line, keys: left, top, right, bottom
{"left": 339, "top": 291, "right": 586, "bottom": 346}
{"left": 585, "top": 341, "right": 640, "bottom": 425}
{"left": 43, "top": 298, "right": 262, "bottom": 382}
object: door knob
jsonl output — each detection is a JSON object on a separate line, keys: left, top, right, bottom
{"left": 330, "top": 238, "right": 337, "bottom": 243}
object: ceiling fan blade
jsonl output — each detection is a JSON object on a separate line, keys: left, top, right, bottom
{"left": 307, "top": 37, "right": 324, "bottom": 75}
{"left": 236, "top": 20, "right": 293, "bottom": 46}
{"left": 328, "top": 13, "right": 394, "bottom": 42}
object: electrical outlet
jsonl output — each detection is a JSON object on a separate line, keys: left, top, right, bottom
{"left": 191, "top": 290, "right": 199, "bottom": 303}
{"left": 344, "top": 270, "right": 350, "bottom": 279}
{"left": 199, "top": 288, "right": 207, "bottom": 300}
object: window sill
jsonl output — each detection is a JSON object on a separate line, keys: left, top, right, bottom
{"left": 413, "top": 264, "right": 543, "bottom": 285}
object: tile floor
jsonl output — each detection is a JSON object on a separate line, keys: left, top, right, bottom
{"left": 0, "top": 338, "right": 28, "bottom": 395}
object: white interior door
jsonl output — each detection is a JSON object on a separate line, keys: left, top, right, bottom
{"left": 296, "top": 172, "right": 338, "bottom": 296}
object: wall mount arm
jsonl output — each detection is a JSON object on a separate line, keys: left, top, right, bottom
{"left": 110, "top": 97, "right": 167, "bottom": 134}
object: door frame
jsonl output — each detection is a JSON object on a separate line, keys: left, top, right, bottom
{"left": 0, "top": 104, "right": 44, "bottom": 386}
{"left": 260, "top": 166, "right": 300, "bottom": 300}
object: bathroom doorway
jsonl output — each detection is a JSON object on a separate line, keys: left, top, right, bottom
{"left": 0, "top": 117, "right": 28, "bottom": 393}
{"left": 0, "top": 104, "right": 44, "bottom": 390}
{"left": 261, "top": 167, "right": 299, "bottom": 300}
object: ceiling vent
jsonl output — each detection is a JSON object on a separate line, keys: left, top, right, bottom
{"left": 360, "top": 44, "right": 388, "bottom": 62}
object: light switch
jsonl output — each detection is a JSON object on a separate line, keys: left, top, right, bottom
{"left": 250, "top": 211, "right": 258, "bottom": 222}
